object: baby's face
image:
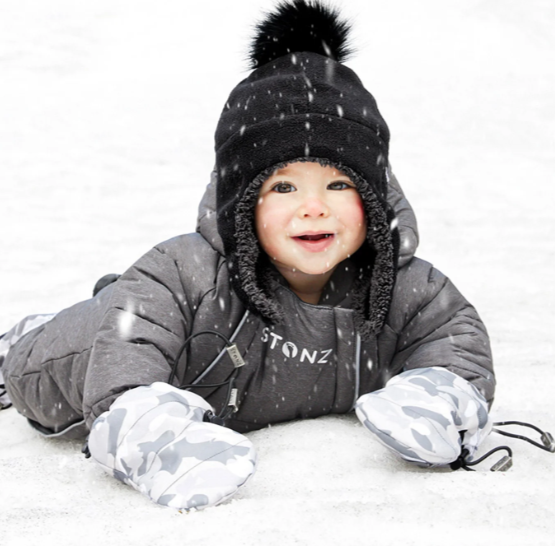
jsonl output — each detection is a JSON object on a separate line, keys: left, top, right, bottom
{"left": 255, "top": 161, "right": 367, "bottom": 277}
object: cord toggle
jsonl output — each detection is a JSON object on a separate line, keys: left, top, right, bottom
{"left": 228, "top": 388, "right": 239, "bottom": 412}
{"left": 541, "top": 432, "right": 555, "bottom": 452}
{"left": 490, "top": 454, "right": 513, "bottom": 472}
{"left": 226, "top": 345, "right": 245, "bottom": 368}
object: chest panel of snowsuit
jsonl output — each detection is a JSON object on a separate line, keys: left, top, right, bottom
{"left": 174, "top": 285, "right": 386, "bottom": 433}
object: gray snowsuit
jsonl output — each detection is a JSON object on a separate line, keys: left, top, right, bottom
{"left": 2, "top": 170, "right": 495, "bottom": 439}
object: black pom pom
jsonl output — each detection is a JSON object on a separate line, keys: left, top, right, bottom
{"left": 249, "top": 0, "right": 353, "bottom": 68}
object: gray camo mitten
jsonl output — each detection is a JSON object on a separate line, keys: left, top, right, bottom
{"left": 355, "top": 367, "right": 492, "bottom": 467}
{"left": 88, "top": 382, "right": 257, "bottom": 510}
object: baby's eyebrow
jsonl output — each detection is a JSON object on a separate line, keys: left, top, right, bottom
{"left": 272, "top": 168, "right": 294, "bottom": 176}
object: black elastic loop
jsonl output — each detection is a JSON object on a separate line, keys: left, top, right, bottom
{"left": 495, "top": 420, "right": 543, "bottom": 435}
{"left": 168, "top": 330, "right": 233, "bottom": 385}
{"left": 168, "top": 330, "right": 242, "bottom": 423}
{"left": 460, "top": 446, "right": 513, "bottom": 472}
{"left": 452, "top": 420, "right": 554, "bottom": 472}
{"left": 493, "top": 421, "right": 555, "bottom": 453}
{"left": 203, "top": 410, "right": 226, "bottom": 426}
{"left": 451, "top": 445, "right": 513, "bottom": 472}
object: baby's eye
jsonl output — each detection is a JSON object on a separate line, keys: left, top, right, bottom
{"left": 328, "top": 181, "right": 352, "bottom": 190}
{"left": 272, "top": 182, "right": 296, "bottom": 193}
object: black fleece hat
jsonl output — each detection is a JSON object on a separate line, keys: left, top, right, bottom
{"left": 214, "top": 0, "right": 398, "bottom": 338}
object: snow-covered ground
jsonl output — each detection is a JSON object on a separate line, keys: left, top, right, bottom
{"left": 1, "top": 1, "right": 554, "bottom": 544}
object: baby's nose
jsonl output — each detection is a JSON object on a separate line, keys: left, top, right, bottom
{"left": 299, "top": 197, "right": 329, "bottom": 218}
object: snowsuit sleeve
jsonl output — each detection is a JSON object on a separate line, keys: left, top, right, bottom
{"left": 83, "top": 238, "right": 209, "bottom": 428}
{"left": 384, "top": 258, "right": 495, "bottom": 405}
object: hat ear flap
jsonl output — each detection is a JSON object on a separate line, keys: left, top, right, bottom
{"left": 230, "top": 172, "right": 284, "bottom": 324}
{"left": 349, "top": 170, "right": 398, "bottom": 338}
{"left": 385, "top": 202, "right": 401, "bottom": 268}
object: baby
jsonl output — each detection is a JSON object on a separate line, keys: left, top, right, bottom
{"left": 0, "top": 0, "right": 494, "bottom": 510}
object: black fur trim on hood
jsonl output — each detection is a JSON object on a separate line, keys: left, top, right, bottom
{"left": 230, "top": 158, "right": 399, "bottom": 339}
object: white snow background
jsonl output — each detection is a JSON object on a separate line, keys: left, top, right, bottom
{"left": 1, "top": 0, "right": 554, "bottom": 544}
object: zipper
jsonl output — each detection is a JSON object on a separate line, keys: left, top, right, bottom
{"left": 351, "top": 332, "right": 361, "bottom": 411}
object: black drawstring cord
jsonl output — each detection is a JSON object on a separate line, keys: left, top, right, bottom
{"left": 450, "top": 446, "right": 513, "bottom": 472}
{"left": 459, "top": 446, "right": 513, "bottom": 472}
{"left": 451, "top": 420, "right": 554, "bottom": 472}
{"left": 493, "top": 421, "right": 555, "bottom": 453}
{"left": 168, "top": 330, "right": 234, "bottom": 385}
{"left": 168, "top": 330, "right": 246, "bottom": 425}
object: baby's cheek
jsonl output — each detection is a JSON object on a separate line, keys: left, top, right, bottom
{"left": 337, "top": 196, "right": 365, "bottom": 224}
{"left": 354, "top": 197, "right": 366, "bottom": 220}
{"left": 255, "top": 217, "right": 280, "bottom": 257}
{"left": 352, "top": 198, "right": 366, "bottom": 227}
{"left": 347, "top": 198, "right": 367, "bottom": 250}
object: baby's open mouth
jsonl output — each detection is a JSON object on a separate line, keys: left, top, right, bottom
{"left": 296, "top": 234, "right": 333, "bottom": 241}
{"left": 292, "top": 233, "right": 335, "bottom": 252}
